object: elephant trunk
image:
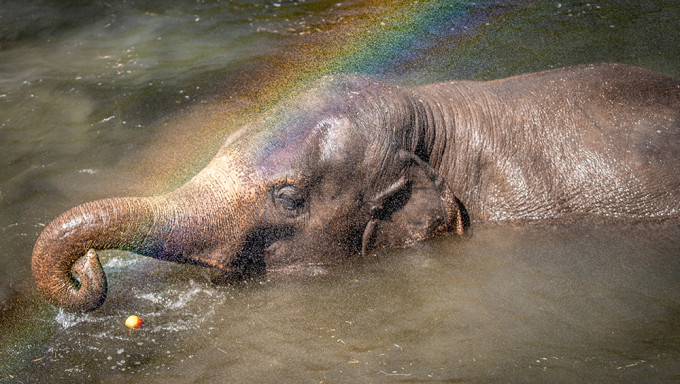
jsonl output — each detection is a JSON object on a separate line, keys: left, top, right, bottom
{"left": 31, "top": 196, "right": 181, "bottom": 311}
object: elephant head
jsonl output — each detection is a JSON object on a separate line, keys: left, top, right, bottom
{"left": 32, "top": 74, "right": 468, "bottom": 311}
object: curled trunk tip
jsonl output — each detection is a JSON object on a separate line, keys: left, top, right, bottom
{"left": 32, "top": 231, "right": 108, "bottom": 312}
{"left": 31, "top": 197, "right": 157, "bottom": 312}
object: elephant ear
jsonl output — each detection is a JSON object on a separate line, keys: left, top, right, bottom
{"left": 361, "top": 150, "right": 469, "bottom": 256}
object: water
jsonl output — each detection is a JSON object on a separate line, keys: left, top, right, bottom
{"left": 1, "top": 0, "right": 679, "bottom": 382}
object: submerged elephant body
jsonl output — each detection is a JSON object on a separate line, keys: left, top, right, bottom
{"left": 33, "top": 63, "right": 680, "bottom": 311}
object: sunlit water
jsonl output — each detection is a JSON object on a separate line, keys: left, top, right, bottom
{"left": 1, "top": 0, "right": 679, "bottom": 382}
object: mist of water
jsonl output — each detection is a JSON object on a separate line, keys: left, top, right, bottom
{"left": 1, "top": 0, "right": 679, "bottom": 382}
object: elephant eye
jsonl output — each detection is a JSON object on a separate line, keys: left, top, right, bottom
{"left": 273, "top": 185, "right": 306, "bottom": 216}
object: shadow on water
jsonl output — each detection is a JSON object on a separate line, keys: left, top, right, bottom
{"left": 1, "top": 0, "right": 680, "bottom": 382}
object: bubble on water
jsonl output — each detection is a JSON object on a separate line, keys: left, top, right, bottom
{"left": 139, "top": 292, "right": 165, "bottom": 304}
{"left": 169, "top": 284, "right": 213, "bottom": 309}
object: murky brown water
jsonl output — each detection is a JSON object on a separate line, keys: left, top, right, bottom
{"left": 1, "top": 0, "right": 679, "bottom": 382}
{"left": 6, "top": 223, "right": 680, "bottom": 383}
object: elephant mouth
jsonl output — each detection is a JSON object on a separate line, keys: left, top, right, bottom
{"left": 261, "top": 241, "right": 335, "bottom": 276}
{"left": 263, "top": 241, "right": 283, "bottom": 261}
{"left": 225, "top": 222, "right": 371, "bottom": 277}
{"left": 226, "top": 226, "right": 294, "bottom": 277}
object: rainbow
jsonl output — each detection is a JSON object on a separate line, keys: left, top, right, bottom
{"left": 249, "top": 0, "right": 476, "bottom": 102}
{"left": 0, "top": 0, "right": 487, "bottom": 377}
{"left": 135, "top": 0, "right": 479, "bottom": 194}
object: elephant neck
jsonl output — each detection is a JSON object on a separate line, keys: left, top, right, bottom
{"left": 401, "top": 81, "right": 511, "bottom": 220}
{"left": 396, "top": 82, "right": 479, "bottom": 177}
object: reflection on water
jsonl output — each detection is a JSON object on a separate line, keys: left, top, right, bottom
{"left": 6, "top": 224, "right": 680, "bottom": 382}
{"left": 1, "top": 0, "right": 679, "bottom": 382}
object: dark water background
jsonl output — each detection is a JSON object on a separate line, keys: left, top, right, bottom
{"left": 1, "top": 0, "right": 679, "bottom": 382}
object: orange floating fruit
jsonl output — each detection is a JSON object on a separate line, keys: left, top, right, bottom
{"left": 125, "top": 315, "right": 143, "bottom": 328}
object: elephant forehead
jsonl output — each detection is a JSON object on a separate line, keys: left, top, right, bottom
{"left": 252, "top": 115, "right": 359, "bottom": 181}
{"left": 318, "top": 116, "right": 353, "bottom": 162}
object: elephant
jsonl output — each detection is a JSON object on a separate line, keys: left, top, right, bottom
{"left": 32, "top": 63, "right": 680, "bottom": 311}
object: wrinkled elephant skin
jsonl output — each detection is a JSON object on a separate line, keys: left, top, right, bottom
{"left": 32, "top": 63, "right": 680, "bottom": 311}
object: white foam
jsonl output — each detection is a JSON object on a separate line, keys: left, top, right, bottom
{"left": 55, "top": 309, "right": 90, "bottom": 329}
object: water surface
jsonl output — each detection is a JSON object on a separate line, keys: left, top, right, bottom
{"left": 1, "top": 0, "right": 679, "bottom": 382}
